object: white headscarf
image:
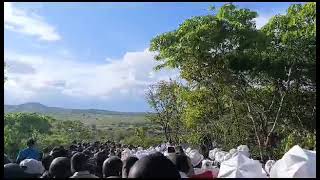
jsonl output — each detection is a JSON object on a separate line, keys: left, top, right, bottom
{"left": 201, "top": 159, "right": 214, "bottom": 170}
{"left": 20, "top": 159, "right": 45, "bottom": 175}
{"left": 223, "top": 153, "right": 232, "bottom": 161}
{"left": 218, "top": 153, "right": 267, "bottom": 178}
{"left": 214, "top": 151, "right": 227, "bottom": 164}
{"left": 188, "top": 149, "right": 204, "bottom": 167}
{"left": 270, "top": 145, "right": 316, "bottom": 178}
{"left": 209, "top": 148, "right": 221, "bottom": 161}
{"left": 121, "top": 148, "right": 132, "bottom": 161}
{"left": 237, "top": 145, "right": 250, "bottom": 157}
{"left": 229, "top": 148, "right": 238, "bottom": 156}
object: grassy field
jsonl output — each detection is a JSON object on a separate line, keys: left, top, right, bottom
{"left": 4, "top": 103, "right": 155, "bottom": 131}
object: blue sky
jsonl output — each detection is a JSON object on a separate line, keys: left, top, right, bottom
{"left": 4, "top": 2, "right": 303, "bottom": 112}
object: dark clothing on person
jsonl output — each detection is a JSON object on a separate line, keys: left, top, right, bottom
{"left": 4, "top": 163, "right": 30, "bottom": 178}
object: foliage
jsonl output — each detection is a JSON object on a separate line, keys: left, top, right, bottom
{"left": 146, "top": 79, "right": 186, "bottom": 144}
{"left": 4, "top": 113, "right": 54, "bottom": 159}
{"left": 148, "top": 2, "right": 316, "bottom": 160}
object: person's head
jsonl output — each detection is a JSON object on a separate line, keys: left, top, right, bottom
{"left": 51, "top": 148, "right": 68, "bottom": 159}
{"left": 172, "top": 154, "right": 191, "bottom": 174}
{"left": 20, "top": 159, "right": 45, "bottom": 177}
{"left": 122, "top": 156, "right": 139, "bottom": 178}
{"left": 49, "top": 157, "right": 72, "bottom": 178}
{"left": 71, "top": 152, "right": 89, "bottom": 173}
{"left": 42, "top": 155, "right": 54, "bottom": 171}
{"left": 103, "top": 156, "right": 123, "bottom": 178}
{"left": 27, "top": 139, "right": 36, "bottom": 148}
{"left": 175, "top": 145, "right": 185, "bottom": 155}
{"left": 128, "top": 154, "right": 181, "bottom": 178}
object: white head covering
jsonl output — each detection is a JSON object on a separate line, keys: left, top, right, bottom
{"left": 135, "top": 151, "right": 148, "bottom": 159}
{"left": 214, "top": 151, "right": 227, "bottom": 164}
{"left": 264, "top": 160, "right": 275, "bottom": 175}
{"left": 270, "top": 145, "right": 316, "bottom": 178}
{"left": 223, "top": 153, "right": 232, "bottom": 161}
{"left": 185, "top": 147, "right": 192, "bottom": 154}
{"left": 121, "top": 148, "right": 132, "bottom": 161}
{"left": 188, "top": 149, "right": 204, "bottom": 167}
{"left": 201, "top": 159, "right": 214, "bottom": 170}
{"left": 218, "top": 153, "right": 267, "bottom": 178}
{"left": 229, "top": 148, "right": 238, "bottom": 155}
{"left": 20, "top": 159, "right": 45, "bottom": 175}
{"left": 148, "top": 148, "right": 157, "bottom": 155}
{"left": 237, "top": 145, "right": 250, "bottom": 157}
{"left": 155, "top": 146, "right": 161, "bottom": 152}
{"left": 160, "top": 144, "right": 166, "bottom": 152}
{"left": 209, "top": 148, "right": 221, "bottom": 161}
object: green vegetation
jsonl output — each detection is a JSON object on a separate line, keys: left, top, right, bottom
{"left": 148, "top": 2, "right": 316, "bottom": 160}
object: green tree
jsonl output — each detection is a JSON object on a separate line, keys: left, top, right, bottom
{"left": 149, "top": 2, "right": 316, "bottom": 160}
{"left": 146, "top": 79, "right": 186, "bottom": 144}
{"left": 4, "top": 113, "right": 55, "bottom": 159}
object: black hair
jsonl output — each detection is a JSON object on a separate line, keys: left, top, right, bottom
{"left": 71, "top": 152, "right": 89, "bottom": 173}
{"left": 42, "top": 155, "right": 54, "bottom": 171}
{"left": 172, "top": 154, "right": 191, "bottom": 174}
{"left": 103, "top": 156, "right": 123, "bottom": 178}
{"left": 122, "top": 156, "right": 139, "bottom": 178}
{"left": 175, "top": 145, "right": 185, "bottom": 155}
{"left": 51, "top": 148, "right": 68, "bottom": 159}
{"left": 27, "top": 139, "right": 35, "bottom": 147}
{"left": 49, "top": 157, "right": 72, "bottom": 178}
{"left": 168, "top": 146, "right": 175, "bottom": 153}
{"left": 128, "top": 153, "right": 181, "bottom": 178}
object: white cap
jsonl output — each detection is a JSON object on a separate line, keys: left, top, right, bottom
{"left": 218, "top": 153, "right": 267, "bottom": 178}
{"left": 20, "top": 159, "right": 45, "bottom": 175}
{"left": 188, "top": 149, "right": 204, "bottom": 167}
{"left": 270, "top": 145, "right": 316, "bottom": 178}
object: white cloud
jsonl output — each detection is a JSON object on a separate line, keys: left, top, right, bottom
{"left": 254, "top": 14, "right": 272, "bottom": 29}
{"left": 4, "top": 49, "right": 180, "bottom": 104}
{"left": 254, "top": 10, "right": 287, "bottom": 29}
{"left": 4, "top": 2, "right": 61, "bottom": 41}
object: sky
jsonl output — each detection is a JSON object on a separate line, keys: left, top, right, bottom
{"left": 4, "top": 2, "right": 304, "bottom": 112}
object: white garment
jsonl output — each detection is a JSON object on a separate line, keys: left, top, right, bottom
{"left": 179, "top": 171, "right": 188, "bottom": 178}
{"left": 218, "top": 153, "right": 267, "bottom": 178}
{"left": 20, "top": 159, "right": 44, "bottom": 175}
{"left": 270, "top": 145, "right": 316, "bottom": 178}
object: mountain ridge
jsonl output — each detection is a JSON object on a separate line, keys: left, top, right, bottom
{"left": 4, "top": 102, "right": 147, "bottom": 116}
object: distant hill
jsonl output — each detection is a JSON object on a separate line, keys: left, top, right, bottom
{"left": 4, "top": 103, "right": 150, "bottom": 129}
{"left": 4, "top": 102, "right": 147, "bottom": 116}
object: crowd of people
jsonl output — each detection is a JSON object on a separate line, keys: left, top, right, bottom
{"left": 4, "top": 138, "right": 316, "bottom": 178}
